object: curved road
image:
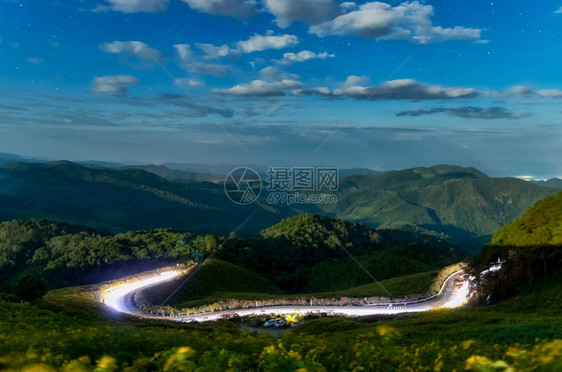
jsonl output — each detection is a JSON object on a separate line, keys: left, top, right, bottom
{"left": 102, "top": 268, "right": 472, "bottom": 323}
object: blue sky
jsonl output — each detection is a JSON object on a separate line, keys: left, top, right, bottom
{"left": 1, "top": 0, "right": 562, "bottom": 177}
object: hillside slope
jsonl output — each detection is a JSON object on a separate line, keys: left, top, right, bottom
{"left": 316, "top": 165, "right": 559, "bottom": 247}
{"left": 139, "top": 258, "right": 282, "bottom": 308}
{"left": 472, "top": 191, "right": 562, "bottom": 299}
{"left": 491, "top": 191, "right": 562, "bottom": 246}
{"left": 0, "top": 161, "right": 291, "bottom": 234}
{"left": 218, "top": 214, "right": 460, "bottom": 292}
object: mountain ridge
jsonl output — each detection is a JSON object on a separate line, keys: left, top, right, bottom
{"left": 0, "top": 161, "right": 559, "bottom": 247}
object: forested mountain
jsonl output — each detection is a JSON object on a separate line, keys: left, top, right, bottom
{"left": 217, "top": 214, "right": 459, "bottom": 292}
{"left": 315, "top": 165, "right": 559, "bottom": 248}
{"left": 0, "top": 214, "right": 458, "bottom": 295}
{"left": 0, "top": 162, "right": 558, "bottom": 248}
{"left": 0, "top": 219, "right": 216, "bottom": 288}
{"left": 0, "top": 161, "right": 292, "bottom": 234}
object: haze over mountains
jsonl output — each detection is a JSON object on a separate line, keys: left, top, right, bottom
{"left": 0, "top": 154, "right": 559, "bottom": 249}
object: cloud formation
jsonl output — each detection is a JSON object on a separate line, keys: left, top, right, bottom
{"left": 92, "top": 75, "right": 139, "bottom": 93}
{"left": 297, "top": 79, "right": 480, "bottom": 100}
{"left": 264, "top": 0, "right": 343, "bottom": 28}
{"left": 173, "top": 44, "right": 192, "bottom": 60}
{"left": 180, "top": 0, "right": 258, "bottom": 20}
{"left": 309, "top": 1, "right": 482, "bottom": 44}
{"left": 186, "top": 63, "right": 230, "bottom": 77}
{"left": 99, "top": 41, "right": 162, "bottom": 61}
{"left": 278, "top": 50, "right": 335, "bottom": 65}
{"left": 174, "top": 78, "right": 205, "bottom": 87}
{"left": 237, "top": 32, "right": 298, "bottom": 53}
{"left": 94, "top": 0, "right": 169, "bottom": 13}
{"left": 500, "top": 85, "right": 562, "bottom": 98}
{"left": 259, "top": 66, "right": 301, "bottom": 81}
{"left": 396, "top": 106, "right": 531, "bottom": 120}
{"left": 195, "top": 43, "right": 240, "bottom": 60}
{"left": 213, "top": 79, "right": 303, "bottom": 97}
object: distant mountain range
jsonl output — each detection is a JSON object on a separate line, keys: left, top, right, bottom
{"left": 0, "top": 161, "right": 294, "bottom": 234}
{"left": 123, "top": 164, "right": 223, "bottom": 183}
{"left": 310, "top": 165, "right": 560, "bottom": 249}
{"left": 0, "top": 156, "right": 559, "bottom": 249}
{"left": 531, "top": 178, "right": 562, "bottom": 188}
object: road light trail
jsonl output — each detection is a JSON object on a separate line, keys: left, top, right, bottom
{"left": 101, "top": 267, "right": 478, "bottom": 322}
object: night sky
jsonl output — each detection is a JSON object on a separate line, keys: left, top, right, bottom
{"left": 1, "top": 0, "right": 562, "bottom": 178}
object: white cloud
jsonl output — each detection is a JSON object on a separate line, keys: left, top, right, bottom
{"left": 259, "top": 66, "right": 301, "bottom": 82}
{"left": 310, "top": 1, "right": 483, "bottom": 44}
{"left": 264, "top": 0, "right": 343, "bottom": 28}
{"left": 502, "top": 85, "right": 535, "bottom": 97}
{"left": 396, "top": 106, "right": 531, "bottom": 120}
{"left": 340, "top": 2, "right": 357, "bottom": 12}
{"left": 343, "top": 75, "right": 370, "bottom": 87}
{"left": 94, "top": 0, "right": 169, "bottom": 13}
{"left": 430, "top": 26, "right": 482, "bottom": 43}
{"left": 26, "top": 57, "right": 44, "bottom": 65}
{"left": 99, "top": 41, "right": 162, "bottom": 61}
{"left": 537, "top": 89, "right": 562, "bottom": 98}
{"left": 237, "top": 32, "right": 298, "bottom": 53}
{"left": 92, "top": 75, "right": 139, "bottom": 93}
{"left": 187, "top": 63, "right": 229, "bottom": 77}
{"left": 293, "top": 86, "right": 334, "bottom": 97}
{"left": 337, "top": 79, "right": 480, "bottom": 100}
{"left": 174, "top": 78, "right": 205, "bottom": 87}
{"left": 299, "top": 79, "right": 481, "bottom": 100}
{"left": 213, "top": 79, "right": 303, "bottom": 97}
{"left": 555, "top": 6, "right": 562, "bottom": 14}
{"left": 278, "top": 50, "right": 335, "bottom": 65}
{"left": 173, "top": 44, "right": 192, "bottom": 60}
{"left": 195, "top": 43, "right": 240, "bottom": 60}
{"left": 174, "top": 43, "right": 231, "bottom": 77}
{"left": 180, "top": 0, "right": 258, "bottom": 20}
{"left": 501, "top": 86, "right": 562, "bottom": 98}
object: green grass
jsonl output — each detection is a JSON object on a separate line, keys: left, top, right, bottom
{"left": 1, "top": 275, "right": 562, "bottom": 371}
{"left": 139, "top": 260, "right": 465, "bottom": 312}
{"left": 139, "top": 259, "right": 282, "bottom": 306}
{"left": 145, "top": 268, "right": 441, "bottom": 310}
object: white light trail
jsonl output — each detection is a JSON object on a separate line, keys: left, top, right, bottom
{"left": 103, "top": 270, "right": 181, "bottom": 313}
{"left": 443, "top": 280, "right": 470, "bottom": 308}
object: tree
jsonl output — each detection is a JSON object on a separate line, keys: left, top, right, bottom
{"left": 14, "top": 275, "right": 48, "bottom": 302}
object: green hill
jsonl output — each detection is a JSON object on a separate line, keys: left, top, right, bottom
{"left": 0, "top": 219, "right": 218, "bottom": 289}
{"left": 472, "top": 191, "right": 562, "bottom": 300}
{"left": 491, "top": 191, "right": 562, "bottom": 246}
{"left": 315, "top": 165, "right": 559, "bottom": 248}
{"left": 218, "top": 214, "right": 460, "bottom": 292}
{"left": 139, "top": 258, "right": 282, "bottom": 308}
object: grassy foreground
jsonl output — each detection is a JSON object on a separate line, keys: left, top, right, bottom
{"left": 1, "top": 272, "right": 561, "bottom": 371}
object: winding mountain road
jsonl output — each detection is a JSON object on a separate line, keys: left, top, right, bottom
{"left": 102, "top": 266, "right": 474, "bottom": 323}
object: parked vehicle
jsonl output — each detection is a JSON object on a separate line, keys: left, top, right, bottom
{"left": 263, "top": 318, "right": 277, "bottom": 327}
